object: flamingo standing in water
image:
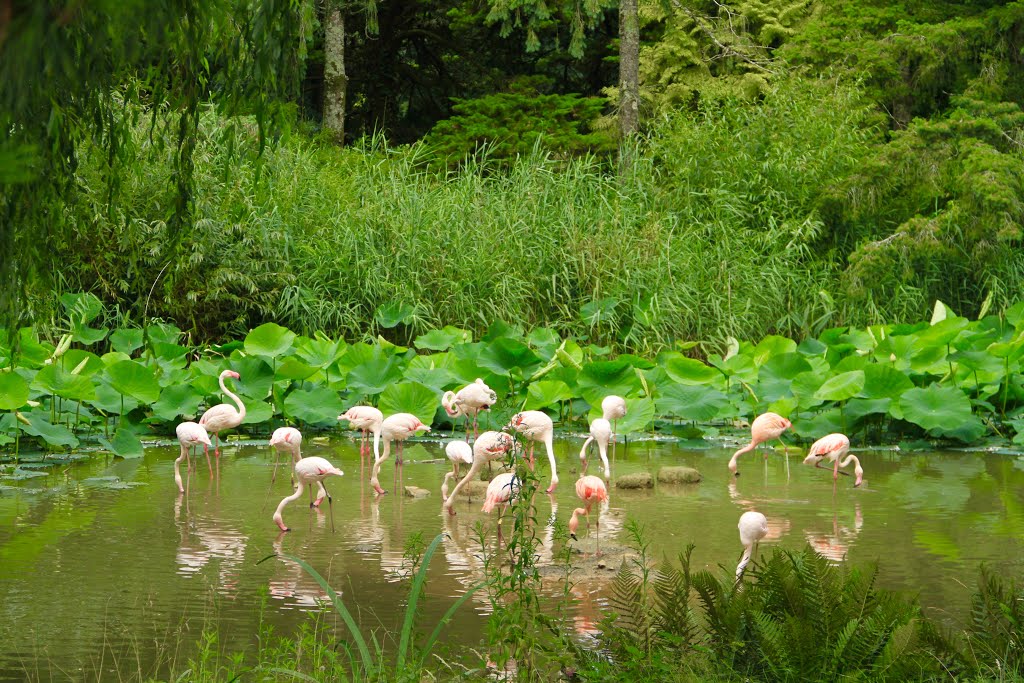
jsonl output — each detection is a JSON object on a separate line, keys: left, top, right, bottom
{"left": 337, "top": 406, "right": 383, "bottom": 461}
{"left": 736, "top": 511, "right": 769, "bottom": 581}
{"left": 505, "top": 410, "right": 558, "bottom": 493}
{"left": 803, "top": 433, "right": 863, "bottom": 487}
{"left": 199, "top": 370, "right": 246, "bottom": 461}
{"left": 273, "top": 456, "right": 344, "bottom": 532}
{"left": 268, "top": 426, "right": 302, "bottom": 488}
{"left": 441, "top": 440, "right": 474, "bottom": 500}
{"left": 601, "top": 395, "right": 626, "bottom": 431}
{"left": 443, "top": 431, "right": 517, "bottom": 515}
{"left": 727, "top": 412, "right": 792, "bottom": 476}
{"left": 443, "top": 378, "right": 497, "bottom": 439}
{"left": 174, "top": 421, "right": 211, "bottom": 493}
{"left": 482, "top": 471, "right": 520, "bottom": 544}
{"left": 370, "top": 413, "right": 430, "bottom": 495}
{"left": 579, "top": 417, "right": 612, "bottom": 479}
{"left": 568, "top": 475, "right": 609, "bottom": 555}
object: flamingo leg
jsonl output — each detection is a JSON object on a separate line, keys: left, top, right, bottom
{"left": 323, "top": 481, "right": 335, "bottom": 533}
{"left": 595, "top": 514, "right": 601, "bottom": 557}
{"left": 214, "top": 432, "right": 220, "bottom": 458}
{"left": 529, "top": 442, "right": 535, "bottom": 470}
{"left": 815, "top": 461, "right": 850, "bottom": 476}
{"left": 204, "top": 443, "right": 212, "bottom": 476}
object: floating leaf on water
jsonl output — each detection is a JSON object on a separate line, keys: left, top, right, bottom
{"left": 81, "top": 476, "right": 146, "bottom": 489}
{"left": 3, "top": 468, "right": 48, "bottom": 480}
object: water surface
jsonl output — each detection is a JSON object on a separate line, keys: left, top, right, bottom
{"left": 1, "top": 434, "right": 1023, "bottom": 681}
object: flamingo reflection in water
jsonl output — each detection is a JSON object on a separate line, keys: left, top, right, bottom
{"left": 345, "top": 496, "right": 406, "bottom": 582}
{"left": 267, "top": 533, "right": 332, "bottom": 609}
{"left": 728, "top": 479, "right": 793, "bottom": 542}
{"left": 174, "top": 495, "right": 248, "bottom": 596}
{"left": 805, "top": 502, "right": 864, "bottom": 564}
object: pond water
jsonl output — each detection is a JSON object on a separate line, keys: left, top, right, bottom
{"left": 1, "top": 432, "right": 1023, "bottom": 681}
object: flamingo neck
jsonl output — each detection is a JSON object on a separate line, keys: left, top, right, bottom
{"left": 736, "top": 543, "right": 753, "bottom": 580}
{"left": 728, "top": 442, "right": 756, "bottom": 473}
{"left": 292, "top": 445, "right": 302, "bottom": 463}
{"left": 839, "top": 453, "right": 859, "bottom": 469}
{"left": 372, "top": 427, "right": 381, "bottom": 461}
{"left": 220, "top": 374, "right": 246, "bottom": 421}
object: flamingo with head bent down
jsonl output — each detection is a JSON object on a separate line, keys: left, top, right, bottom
{"left": 803, "top": 433, "right": 863, "bottom": 487}
{"left": 441, "top": 440, "right": 474, "bottom": 500}
{"left": 727, "top": 412, "right": 791, "bottom": 476}
{"left": 736, "top": 511, "right": 769, "bottom": 582}
{"left": 174, "top": 421, "right": 211, "bottom": 492}
{"left": 579, "top": 417, "right": 612, "bottom": 479}
{"left": 199, "top": 370, "right": 246, "bottom": 461}
{"left": 337, "top": 405, "right": 384, "bottom": 460}
{"left": 505, "top": 410, "right": 559, "bottom": 493}
{"left": 443, "top": 431, "right": 517, "bottom": 515}
{"left": 273, "top": 456, "right": 344, "bottom": 532}
{"left": 569, "top": 475, "right": 609, "bottom": 555}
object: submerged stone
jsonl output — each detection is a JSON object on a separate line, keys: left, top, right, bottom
{"left": 404, "top": 486, "right": 431, "bottom": 498}
{"left": 615, "top": 472, "right": 653, "bottom": 489}
{"left": 657, "top": 466, "right": 703, "bottom": 484}
{"left": 456, "top": 480, "right": 490, "bottom": 498}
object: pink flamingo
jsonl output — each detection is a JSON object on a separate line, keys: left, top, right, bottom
{"left": 601, "top": 395, "right": 626, "bottom": 429}
{"left": 443, "top": 431, "right": 517, "bottom": 515}
{"left": 736, "top": 511, "right": 769, "bottom": 581}
{"left": 174, "top": 421, "right": 211, "bottom": 493}
{"left": 370, "top": 413, "right": 430, "bottom": 495}
{"left": 579, "top": 417, "right": 612, "bottom": 479}
{"left": 482, "top": 471, "right": 520, "bottom": 544}
{"left": 337, "top": 405, "right": 383, "bottom": 460}
{"left": 273, "top": 456, "right": 344, "bottom": 532}
{"left": 268, "top": 426, "right": 302, "bottom": 487}
{"left": 441, "top": 440, "right": 474, "bottom": 500}
{"left": 199, "top": 370, "right": 246, "bottom": 460}
{"left": 727, "top": 412, "right": 792, "bottom": 476}
{"left": 442, "top": 378, "right": 497, "bottom": 439}
{"left": 803, "top": 433, "right": 863, "bottom": 487}
{"left": 505, "top": 410, "right": 559, "bottom": 492}
{"left": 569, "top": 475, "right": 609, "bottom": 555}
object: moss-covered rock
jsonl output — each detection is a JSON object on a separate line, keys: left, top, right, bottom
{"left": 657, "top": 466, "right": 702, "bottom": 484}
{"left": 615, "top": 472, "right": 654, "bottom": 489}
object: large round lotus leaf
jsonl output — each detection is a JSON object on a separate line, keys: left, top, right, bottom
{"left": 477, "top": 337, "right": 542, "bottom": 377}
{"left": 275, "top": 358, "right": 317, "bottom": 381}
{"left": 244, "top": 323, "right": 296, "bottom": 358}
{"left": 348, "top": 355, "right": 406, "bottom": 396}
{"left": 707, "top": 354, "right": 758, "bottom": 383}
{"left": 814, "top": 370, "right": 865, "bottom": 402}
{"left": 62, "top": 349, "right": 104, "bottom": 377}
{"left": 284, "top": 386, "right": 346, "bottom": 425}
{"left": 662, "top": 353, "right": 720, "bottom": 386}
{"left": 527, "top": 327, "right": 561, "bottom": 361}
{"left": 525, "top": 380, "right": 574, "bottom": 410}
{"left": 403, "top": 366, "right": 457, "bottom": 392}
{"left": 241, "top": 400, "right": 274, "bottom": 425}
{"left": 101, "top": 351, "right": 132, "bottom": 366}
{"left": 34, "top": 364, "right": 97, "bottom": 402}
{"left": 145, "top": 322, "right": 183, "bottom": 346}
{"left": 374, "top": 301, "right": 416, "bottom": 329}
{"left": 105, "top": 360, "right": 160, "bottom": 404}
{"left": 790, "top": 371, "right": 827, "bottom": 410}
{"left": 898, "top": 385, "right": 972, "bottom": 432}
{"left": 60, "top": 292, "right": 103, "bottom": 322}
{"left": 225, "top": 356, "right": 274, "bottom": 399}
{"left": 414, "top": 326, "right": 472, "bottom": 352}
{"left": 751, "top": 335, "right": 797, "bottom": 366}
{"left": 151, "top": 385, "right": 204, "bottom": 422}
{"left": 860, "top": 364, "right": 914, "bottom": 399}
{"left": 22, "top": 410, "right": 79, "bottom": 448}
{"left": 758, "top": 353, "right": 813, "bottom": 402}
{"left": 656, "top": 384, "right": 728, "bottom": 421}
{"left": 0, "top": 372, "right": 29, "bottom": 410}
{"left": 295, "top": 336, "right": 345, "bottom": 369}
{"left": 336, "top": 343, "right": 377, "bottom": 375}
{"left": 110, "top": 328, "right": 144, "bottom": 355}
{"left": 578, "top": 360, "right": 642, "bottom": 405}
{"left": 378, "top": 381, "right": 438, "bottom": 426}
{"left": 832, "top": 354, "right": 869, "bottom": 373}
{"left": 16, "top": 329, "right": 53, "bottom": 368}
{"left": 790, "top": 408, "right": 843, "bottom": 438}
{"left": 580, "top": 297, "right": 620, "bottom": 327}
{"left": 89, "top": 382, "right": 140, "bottom": 414}
{"left": 98, "top": 427, "right": 144, "bottom": 459}
{"left": 845, "top": 397, "right": 891, "bottom": 422}
{"left": 588, "top": 396, "right": 655, "bottom": 434}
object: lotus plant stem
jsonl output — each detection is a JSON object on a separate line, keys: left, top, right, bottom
{"left": 1002, "top": 358, "right": 1010, "bottom": 417}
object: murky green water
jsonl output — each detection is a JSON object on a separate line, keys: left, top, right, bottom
{"left": 1, "top": 434, "right": 1023, "bottom": 681}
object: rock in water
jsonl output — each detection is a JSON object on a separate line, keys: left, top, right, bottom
{"left": 656, "top": 466, "right": 702, "bottom": 484}
{"left": 615, "top": 472, "right": 654, "bottom": 489}
{"left": 404, "top": 486, "right": 431, "bottom": 498}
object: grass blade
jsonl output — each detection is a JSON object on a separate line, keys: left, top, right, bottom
{"left": 396, "top": 532, "right": 445, "bottom": 672}
{"left": 418, "top": 580, "right": 488, "bottom": 669}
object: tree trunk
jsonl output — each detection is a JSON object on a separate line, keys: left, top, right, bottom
{"left": 618, "top": 0, "right": 639, "bottom": 140}
{"left": 323, "top": 0, "right": 347, "bottom": 144}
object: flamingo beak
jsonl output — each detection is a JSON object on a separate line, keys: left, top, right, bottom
{"left": 570, "top": 533, "right": 578, "bottom": 541}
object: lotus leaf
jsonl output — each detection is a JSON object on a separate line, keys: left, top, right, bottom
{"left": 0, "top": 372, "right": 29, "bottom": 410}
{"left": 22, "top": 411, "right": 79, "bottom": 447}
{"left": 403, "top": 366, "right": 457, "bottom": 392}
{"left": 284, "top": 387, "right": 346, "bottom": 425}
{"left": 899, "top": 385, "right": 973, "bottom": 433}
{"left": 578, "top": 360, "right": 642, "bottom": 406}
{"left": 151, "top": 385, "right": 204, "bottom": 422}
{"left": 758, "top": 353, "right": 813, "bottom": 402}
{"left": 414, "top": 326, "right": 472, "bottom": 352}
{"left": 110, "top": 328, "right": 144, "bottom": 355}
{"left": 34, "top": 364, "right": 96, "bottom": 402}
{"left": 707, "top": 354, "right": 758, "bottom": 383}
{"left": 3, "top": 468, "right": 47, "bottom": 480}
{"left": 241, "top": 400, "right": 274, "bottom": 425}
{"left": 526, "top": 327, "right": 561, "bottom": 361}
{"left": 98, "top": 427, "right": 144, "bottom": 459}
{"left": 348, "top": 354, "right": 406, "bottom": 396}
{"left": 16, "top": 329, "right": 53, "bottom": 368}
{"left": 227, "top": 356, "right": 274, "bottom": 399}
{"left": 482, "top": 320, "right": 523, "bottom": 342}
{"left": 1008, "top": 300, "right": 1024, "bottom": 329}
{"left": 656, "top": 384, "right": 728, "bottom": 422}
{"left": 294, "top": 335, "right": 346, "bottom": 369}
{"left": 833, "top": 354, "right": 870, "bottom": 373}
{"left": 105, "top": 360, "right": 160, "bottom": 404}
{"left": 477, "top": 337, "right": 542, "bottom": 377}
{"left": 765, "top": 396, "right": 799, "bottom": 418}
{"left": 275, "top": 358, "right": 317, "bottom": 381}
{"left": 244, "top": 322, "right": 296, "bottom": 358}
{"left": 101, "top": 351, "right": 132, "bottom": 366}
{"left": 790, "top": 408, "right": 844, "bottom": 438}
{"left": 590, "top": 396, "right": 654, "bottom": 433}
{"left": 860, "top": 364, "right": 915, "bottom": 399}
{"left": 145, "top": 322, "right": 183, "bottom": 346}
{"left": 797, "top": 337, "right": 828, "bottom": 357}
{"left": 662, "top": 354, "right": 720, "bottom": 386}
{"left": 89, "top": 382, "right": 141, "bottom": 414}
{"left": 378, "top": 382, "right": 439, "bottom": 426}
{"left": 814, "top": 371, "right": 865, "bottom": 402}
{"left": 845, "top": 398, "right": 891, "bottom": 422}
{"left": 790, "top": 371, "right": 827, "bottom": 410}
{"left": 751, "top": 335, "right": 797, "bottom": 366}
{"left": 336, "top": 342, "right": 377, "bottom": 374}
{"left": 60, "top": 292, "right": 103, "bottom": 322}
{"left": 62, "top": 350, "right": 104, "bottom": 377}
{"left": 525, "top": 380, "right": 574, "bottom": 410}
{"left": 580, "top": 297, "right": 620, "bottom": 327}
{"left": 375, "top": 301, "right": 416, "bottom": 329}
